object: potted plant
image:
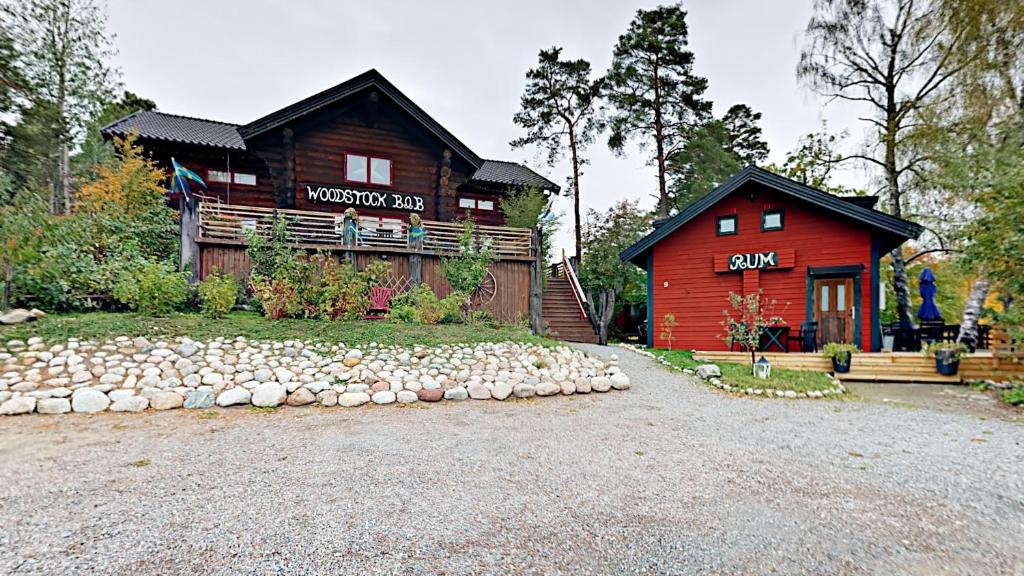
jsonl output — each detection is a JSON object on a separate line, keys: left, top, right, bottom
{"left": 822, "top": 343, "right": 859, "bottom": 374}
{"left": 923, "top": 342, "right": 969, "bottom": 376}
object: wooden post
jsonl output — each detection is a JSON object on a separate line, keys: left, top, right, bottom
{"left": 529, "top": 225, "right": 544, "bottom": 335}
{"left": 180, "top": 195, "right": 200, "bottom": 283}
{"left": 342, "top": 209, "right": 357, "bottom": 266}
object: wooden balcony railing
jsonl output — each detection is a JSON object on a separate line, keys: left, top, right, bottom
{"left": 197, "top": 203, "right": 534, "bottom": 259}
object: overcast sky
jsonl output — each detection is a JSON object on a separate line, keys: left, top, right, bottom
{"left": 107, "top": 0, "right": 872, "bottom": 255}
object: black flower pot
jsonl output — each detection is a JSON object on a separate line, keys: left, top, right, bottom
{"left": 831, "top": 354, "right": 852, "bottom": 374}
{"left": 934, "top": 351, "right": 960, "bottom": 376}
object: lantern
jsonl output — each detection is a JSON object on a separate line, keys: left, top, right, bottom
{"left": 753, "top": 355, "right": 772, "bottom": 379}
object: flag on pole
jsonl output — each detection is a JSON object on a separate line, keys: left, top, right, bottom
{"left": 169, "top": 158, "right": 207, "bottom": 197}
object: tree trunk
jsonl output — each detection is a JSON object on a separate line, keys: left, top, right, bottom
{"left": 60, "top": 143, "right": 71, "bottom": 214}
{"left": 2, "top": 265, "right": 12, "bottom": 312}
{"left": 529, "top": 226, "right": 545, "bottom": 335}
{"left": 957, "top": 277, "right": 990, "bottom": 351}
{"left": 591, "top": 288, "right": 615, "bottom": 346}
{"left": 890, "top": 249, "right": 915, "bottom": 328}
{"left": 568, "top": 126, "right": 583, "bottom": 260}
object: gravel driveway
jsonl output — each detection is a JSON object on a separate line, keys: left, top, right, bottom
{"left": 1, "top": 343, "right": 1021, "bottom": 575}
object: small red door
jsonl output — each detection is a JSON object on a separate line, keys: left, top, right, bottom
{"left": 814, "top": 277, "right": 854, "bottom": 346}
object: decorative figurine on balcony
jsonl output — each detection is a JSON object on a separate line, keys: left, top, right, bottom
{"left": 342, "top": 207, "right": 361, "bottom": 247}
{"left": 409, "top": 212, "right": 427, "bottom": 250}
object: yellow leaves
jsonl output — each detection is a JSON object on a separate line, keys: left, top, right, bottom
{"left": 75, "top": 133, "right": 166, "bottom": 216}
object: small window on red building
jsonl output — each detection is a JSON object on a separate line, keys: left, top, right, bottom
{"left": 762, "top": 209, "right": 784, "bottom": 231}
{"left": 345, "top": 153, "right": 392, "bottom": 186}
{"left": 717, "top": 215, "right": 737, "bottom": 236}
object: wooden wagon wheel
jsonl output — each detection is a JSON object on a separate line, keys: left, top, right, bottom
{"left": 471, "top": 270, "right": 497, "bottom": 307}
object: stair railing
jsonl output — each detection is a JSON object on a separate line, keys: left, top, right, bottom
{"left": 561, "top": 248, "right": 588, "bottom": 320}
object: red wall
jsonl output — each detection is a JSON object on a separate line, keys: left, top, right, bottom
{"left": 650, "top": 184, "right": 873, "bottom": 351}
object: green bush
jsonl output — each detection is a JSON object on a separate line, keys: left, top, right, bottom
{"left": 441, "top": 219, "right": 492, "bottom": 300}
{"left": 198, "top": 269, "right": 238, "bottom": 318}
{"left": 389, "top": 284, "right": 465, "bottom": 324}
{"left": 999, "top": 386, "right": 1024, "bottom": 407}
{"left": 113, "top": 262, "right": 189, "bottom": 316}
{"left": 317, "top": 257, "right": 368, "bottom": 320}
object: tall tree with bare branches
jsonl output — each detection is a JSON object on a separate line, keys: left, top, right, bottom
{"left": 798, "top": 0, "right": 980, "bottom": 329}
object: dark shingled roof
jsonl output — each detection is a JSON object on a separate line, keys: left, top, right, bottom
{"left": 100, "top": 110, "right": 245, "bottom": 150}
{"left": 470, "top": 160, "right": 560, "bottom": 192}
{"left": 620, "top": 165, "right": 922, "bottom": 266}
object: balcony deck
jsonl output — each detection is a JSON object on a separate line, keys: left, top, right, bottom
{"left": 197, "top": 203, "right": 534, "bottom": 260}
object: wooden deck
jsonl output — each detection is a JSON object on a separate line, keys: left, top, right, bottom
{"left": 692, "top": 350, "right": 1024, "bottom": 384}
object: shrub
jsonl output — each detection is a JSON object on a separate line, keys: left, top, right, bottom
{"left": 250, "top": 276, "right": 298, "bottom": 320}
{"left": 999, "top": 386, "right": 1024, "bottom": 407}
{"left": 198, "top": 268, "right": 238, "bottom": 318}
{"left": 390, "top": 284, "right": 465, "bottom": 325}
{"left": 660, "top": 313, "right": 678, "bottom": 350}
{"left": 441, "top": 219, "right": 493, "bottom": 305}
{"left": 317, "top": 257, "right": 368, "bottom": 320}
{"left": 113, "top": 262, "right": 189, "bottom": 316}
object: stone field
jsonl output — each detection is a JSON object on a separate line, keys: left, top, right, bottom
{"left": 0, "top": 336, "right": 630, "bottom": 416}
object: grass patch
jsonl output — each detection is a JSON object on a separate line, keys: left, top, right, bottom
{"left": 128, "top": 459, "right": 150, "bottom": 467}
{"left": 0, "top": 311, "right": 555, "bottom": 347}
{"left": 652, "top": 348, "right": 835, "bottom": 393}
{"left": 198, "top": 410, "right": 219, "bottom": 420}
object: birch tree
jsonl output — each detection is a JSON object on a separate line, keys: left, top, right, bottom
{"left": 798, "top": 0, "right": 978, "bottom": 329}
{"left": 3, "top": 0, "right": 117, "bottom": 213}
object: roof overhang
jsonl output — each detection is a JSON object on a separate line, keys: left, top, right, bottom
{"left": 620, "top": 165, "right": 923, "bottom": 267}
{"left": 238, "top": 69, "right": 483, "bottom": 169}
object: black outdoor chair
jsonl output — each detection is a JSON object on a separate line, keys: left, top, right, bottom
{"left": 919, "top": 319, "right": 946, "bottom": 346}
{"left": 787, "top": 321, "right": 818, "bottom": 352}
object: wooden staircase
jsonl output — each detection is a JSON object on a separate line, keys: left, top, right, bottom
{"left": 542, "top": 250, "right": 598, "bottom": 344}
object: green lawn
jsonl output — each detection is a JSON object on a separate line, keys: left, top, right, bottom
{"left": 0, "top": 311, "right": 555, "bottom": 348}
{"left": 652, "top": 348, "right": 835, "bottom": 393}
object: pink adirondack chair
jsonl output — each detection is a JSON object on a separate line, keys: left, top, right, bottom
{"left": 364, "top": 287, "right": 393, "bottom": 320}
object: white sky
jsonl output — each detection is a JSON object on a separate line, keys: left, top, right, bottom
{"left": 106, "top": 0, "right": 874, "bottom": 256}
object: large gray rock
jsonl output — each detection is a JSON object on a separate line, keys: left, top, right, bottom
{"left": 216, "top": 387, "right": 251, "bottom": 407}
{"left": 396, "top": 390, "right": 418, "bottom": 404}
{"left": 71, "top": 388, "right": 110, "bottom": 413}
{"left": 36, "top": 397, "right": 71, "bottom": 414}
{"left": 0, "top": 396, "right": 36, "bottom": 415}
{"left": 111, "top": 396, "right": 149, "bottom": 412}
{"left": 252, "top": 383, "right": 286, "bottom": 407}
{"left": 444, "top": 386, "right": 468, "bottom": 401}
{"left": 316, "top": 389, "right": 338, "bottom": 407}
{"left": 150, "top": 391, "right": 184, "bottom": 410}
{"left": 184, "top": 389, "right": 215, "bottom": 409}
{"left": 286, "top": 388, "right": 315, "bottom": 406}
{"left": 610, "top": 373, "right": 631, "bottom": 390}
{"left": 371, "top": 390, "right": 396, "bottom": 405}
{"left": 467, "top": 383, "right": 492, "bottom": 400}
{"left": 695, "top": 364, "right": 721, "bottom": 380}
{"left": 512, "top": 383, "right": 535, "bottom": 398}
{"left": 590, "top": 376, "right": 612, "bottom": 392}
{"left": 0, "top": 309, "right": 33, "bottom": 325}
{"left": 535, "top": 382, "right": 560, "bottom": 397}
{"left": 491, "top": 382, "right": 513, "bottom": 401}
{"left": 338, "top": 392, "right": 370, "bottom": 407}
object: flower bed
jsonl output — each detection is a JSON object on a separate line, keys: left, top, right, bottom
{"left": 0, "top": 336, "right": 630, "bottom": 416}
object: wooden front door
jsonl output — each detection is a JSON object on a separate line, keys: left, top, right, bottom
{"left": 814, "top": 277, "right": 854, "bottom": 345}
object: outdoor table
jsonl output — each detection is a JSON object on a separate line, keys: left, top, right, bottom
{"left": 760, "top": 326, "right": 790, "bottom": 352}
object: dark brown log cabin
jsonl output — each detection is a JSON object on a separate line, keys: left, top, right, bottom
{"left": 100, "top": 69, "right": 559, "bottom": 227}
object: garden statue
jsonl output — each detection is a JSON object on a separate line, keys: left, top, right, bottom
{"left": 408, "top": 212, "right": 427, "bottom": 250}
{"left": 342, "top": 207, "right": 360, "bottom": 247}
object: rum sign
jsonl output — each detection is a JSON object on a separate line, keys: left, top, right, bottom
{"left": 728, "top": 251, "right": 778, "bottom": 271}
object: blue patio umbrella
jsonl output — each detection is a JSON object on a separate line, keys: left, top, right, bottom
{"left": 917, "top": 267, "right": 942, "bottom": 321}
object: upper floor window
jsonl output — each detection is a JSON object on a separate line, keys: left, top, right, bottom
{"left": 458, "top": 197, "right": 495, "bottom": 211}
{"left": 762, "top": 209, "right": 784, "bottom": 231}
{"left": 716, "top": 215, "right": 737, "bottom": 236}
{"left": 207, "top": 169, "right": 256, "bottom": 186}
{"left": 345, "top": 153, "right": 392, "bottom": 186}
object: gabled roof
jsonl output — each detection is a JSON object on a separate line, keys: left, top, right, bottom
{"left": 620, "top": 165, "right": 922, "bottom": 266}
{"left": 469, "top": 159, "right": 560, "bottom": 192}
{"left": 238, "top": 69, "right": 482, "bottom": 168}
{"left": 100, "top": 110, "right": 246, "bottom": 150}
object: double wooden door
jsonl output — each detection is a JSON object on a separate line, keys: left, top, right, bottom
{"left": 813, "top": 277, "right": 854, "bottom": 346}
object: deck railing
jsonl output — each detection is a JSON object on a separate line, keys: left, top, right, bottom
{"left": 197, "top": 203, "right": 534, "bottom": 259}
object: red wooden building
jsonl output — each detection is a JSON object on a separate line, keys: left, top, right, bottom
{"left": 621, "top": 167, "right": 922, "bottom": 352}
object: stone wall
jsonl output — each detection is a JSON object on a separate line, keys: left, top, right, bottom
{"left": 0, "top": 336, "right": 630, "bottom": 416}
